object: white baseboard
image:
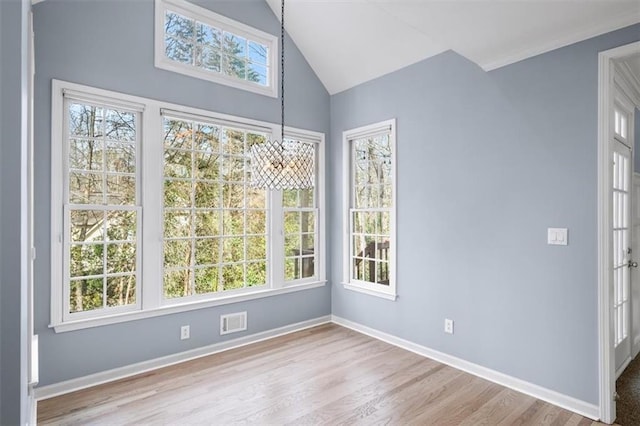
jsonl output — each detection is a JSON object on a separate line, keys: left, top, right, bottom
{"left": 34, "top": 315, "right": 331, "bottom": 400}
{"left": 331, "top": 315, "right": 600, "bottom": 421}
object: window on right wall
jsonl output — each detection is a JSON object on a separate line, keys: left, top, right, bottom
{"left": 342, "top": 119, "right": 397, "bottom": 300}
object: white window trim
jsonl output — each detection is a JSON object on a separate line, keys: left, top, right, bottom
{"left": 50, "top": 79, "right": 325, "bottom": 332}
{"left": 154, "top": 0, "right": 278, "bottom": 98}
{"left": 342, "top": 119, "right": 397, "bottom": 300}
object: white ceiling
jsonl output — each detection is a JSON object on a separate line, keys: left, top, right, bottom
{"left": 266, "top": 0, "right": 640, "bottom": 95}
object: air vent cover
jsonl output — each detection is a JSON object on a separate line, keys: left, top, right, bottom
{"left": 220, "top": 312, "right": 247, "bottom": 335}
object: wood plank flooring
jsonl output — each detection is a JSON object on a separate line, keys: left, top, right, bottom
{"left": 38, "top": 324, "right": 606, "bottom": 425}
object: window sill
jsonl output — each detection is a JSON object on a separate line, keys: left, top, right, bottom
{"left": 50, "top": 280, "right": 327, "bottom": 333}
{"left": 342, "top": 282, "right": 397, "bottom": 301}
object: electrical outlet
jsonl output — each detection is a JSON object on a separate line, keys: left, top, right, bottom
{"left": 180, "top": 325, "right": 190, "bottom": 340}
{"left": 444, "top": 319, "right": 454, "bottom": 334}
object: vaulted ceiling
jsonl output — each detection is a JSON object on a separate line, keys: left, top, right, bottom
{"left": 266, "top": 0, "right": 640, "bottom": 94}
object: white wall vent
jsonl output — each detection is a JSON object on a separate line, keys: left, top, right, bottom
{"left": 220, "top": 312, "right": 247, "bottom": 335}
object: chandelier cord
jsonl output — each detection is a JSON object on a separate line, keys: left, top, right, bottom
{"left": 280, "top": 0, "right": 285, "bottom": 144}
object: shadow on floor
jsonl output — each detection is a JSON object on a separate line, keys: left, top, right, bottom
{"left": 616, "top": 354, "right": 640, "bottom": 426}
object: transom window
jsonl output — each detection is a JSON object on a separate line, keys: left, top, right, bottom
{"left": 342, "top": 119, "right": 397, "bottom": 300}
{"left": 155, "top": 0, "right": 277, "bottom": 97}
{"left": 50, "top": 80, "right": 324, "bottom": 332}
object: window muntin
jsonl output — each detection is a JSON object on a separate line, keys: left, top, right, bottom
{"left": 162, "top": 115, "right": 268, "bottom": 299}
{"left": 52, "top": 80, "right": 325, "bottom": 331}
{"left": 343, "top": 120, "right": 396, "bottom": 299}
{"left": 64, "top": 100, "right": 141, "bottom": 318}
{"left": 156, "top": 0, "right": 277, "bottom": 97}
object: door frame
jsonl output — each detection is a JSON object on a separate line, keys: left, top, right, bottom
{"left": 598, "top": 40, "right": 640, "bottom": 424}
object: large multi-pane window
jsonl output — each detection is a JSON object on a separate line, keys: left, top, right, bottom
{"left": 343, "top": 119, "right": 396, "bottom": 300}
{"left": 155, "top": 0, "right": 277, "bottom": 97}
{"left": 162, "top": 114, "right": 269, "bottom": 298}
{"left": 51, "top": 81, "right": 324, "bottom": 331}
{"left": 60, "top": 96, "right": 141, "bottom": 320}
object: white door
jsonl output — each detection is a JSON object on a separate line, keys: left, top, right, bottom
{"left": 613, "top": 138, "right": 633, "bottom": 375}
{"left": 632, "top": 173, "right": 640, "bottom": 359}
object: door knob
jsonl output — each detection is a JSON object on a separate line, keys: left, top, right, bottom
{"left": 629, "top": 260, "right": 638, "bottom": 268}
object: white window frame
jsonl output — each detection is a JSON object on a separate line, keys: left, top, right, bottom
{"left": 50, "top": 80, "right": 325, "bottom": 332}
{"left": 154, "top": 0, "right": 278, "bottom": 98}
{"left": 342, "top": 119, "right": 397, "bottom": 300}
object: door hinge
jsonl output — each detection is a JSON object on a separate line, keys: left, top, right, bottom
{"left": 614, "top": 391, "right": 620, "bottom": 401}
{"left": 30, "top": 247, "right": 36, "bottom": 260}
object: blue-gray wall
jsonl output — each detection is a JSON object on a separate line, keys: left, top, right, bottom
{"left": 635, "top": 108, "right": 640, "bottom": 172}
{"left": 33, "top": 0, "right": 330, "bottom": 386}
{"left": 1, "top": 0, "right": 30, "bottom": 423}
{"left": 330, "top": 24, "right": 640, "bottom": 405}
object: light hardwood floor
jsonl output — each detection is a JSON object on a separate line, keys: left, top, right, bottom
{"left": 38, "top": 324, "right": 606, "bottom": 425}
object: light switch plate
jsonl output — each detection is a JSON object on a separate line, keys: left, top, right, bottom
{"left": 548, "top": 228, "right": 568, "bottom": 245}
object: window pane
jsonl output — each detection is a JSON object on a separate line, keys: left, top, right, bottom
{"left": 283, "top": 189, "right": 297, "bottom": 208}
{"left": 70, "top": 139, "right": 103, "bottom": 171}
{"left": 222, "top": 263, "right": 244, "bottom": 290}
{"left": 196, "top": 22, "right": 221, "bottom": 48}
{"left": 195, "top": 152, "right": 220, "bottom": 180}
{"left": 247, "top": 63, "right": 267, "bottom": 86}
{"left": 71, "top": 210, "right": 104, "bottom": 242}
{"left": 69, "top": 278, "right": 103, "bottom": 313}
{"left": 165, "top": 239, "right": 192, "bottom": 269}
{"left": 164, "top": 120, "right": 193, "bottom": 150}
{"left": 247, "top": 236, "right": 266, "bottom": 260}
{"left": 301, "top": 256, "right": 314, "bottom": 278}
{"left": 164, "top": 210, "right": 192, "bottom": 238}
{"left": 284, "top": 211, "right": 300, "bottom": 234}
{"left": 195, "top": 238, "right": 220, "bottom": 266}
{"left": 223, "top": 129, "right": 245, "bottom": 155}
{"left": 299, "top": 188, "right": 314, "bottom": 208}
{"left": 246, "top": 210, "right": 266, "bottom": 234}
{"left": 164, "top": 180, "right": 192, "bottom": 208}
{"left": 105, "top": 109, "right": 136, "bottom": 142}
{"left": 165, "top": 11, "right": 194, "bottom": 38}
{"left": 285, "top": 257, "right": 299, "bottom": 281}
{"left": 222, "top": 183, "right": 245, "bottom": 208}
{"left": 222, "top": 237, "right": 244, "bottom": 263}
{"left": 223, "top": 209, "right": 244, "bottom": 235}
{"left": 195, "top": 124, "right": 220, "bottom": 152}
{"left": 69, "top": 104, "right": 103, "bottom": 138}
{"left": 164, "top": 269, "right": 191, "bottom": 298}
{"left": 165, "top": 150, "right": 192, "bottom": 178}
{"left": 106, "top": 243, "right": 136, "bottom": 274}
{"left": 165, "top": 35, "right": 194, "bottom": 65}
{"left": 106, "top": 174, "right": 135, "bottom": 205}
{"left": 195, "top": 267, "right": 218, "bottom": 294}
{"left": 106, "top": 142, "right": 135, "bottom": 173}
{"left": 194, "top": 181, "right": 219, "bottom": 208}
{"left": 69, "top": 172, "right": 103, "bottom": 204}
{"left": 247, "top": 261, "right": 266, "bottom": 286}
{"left": 195, "top": 211, "right": 220, "bottom": 237}
{"left": 302, "top": 233, "right": 314, "bottom": 252}
{"left": 106, "top": 211, "right": 136, "bottom": 245}
{"left": 196, "top": 45, "right": 221, "bottom": 72}
{"left": 223, "top": 32, "right": 246, "bottom": 57}
{"left": 285, "top": 234, "right": 300, "bottom": 257}
{"left": 221, "top": 156, "right": 245, "bottom": 182}
{"left": 223, "top": 54, "right": 246, "bottom": 79}
{"left": 106, "top": 275, "right": 136, "bottom": 307}
{"left": 248, "top": 41, "right": 267, "bottom": 65}
{"left": 70, "top": 243, "right": 103, "bottom": 278}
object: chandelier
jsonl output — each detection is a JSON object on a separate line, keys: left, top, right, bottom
{"left": 250, "top": 0, "right": 314, "bottom": 190}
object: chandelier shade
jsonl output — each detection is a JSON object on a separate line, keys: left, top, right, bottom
{"left": 250, "top": 140, "right": 314, "bottom": 190}
{"left": 249, "top": 0, "right": 314, "bottom": 190}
